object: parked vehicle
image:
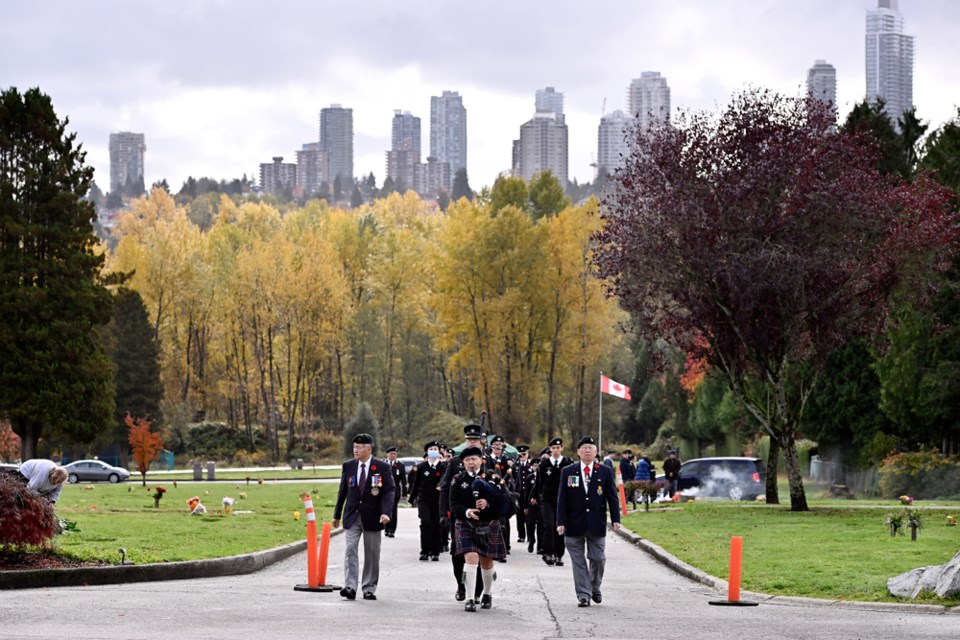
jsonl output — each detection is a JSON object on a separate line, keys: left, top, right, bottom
{"left": 674, "top": 457, "right": 765, "bottom": 501}
{"left": 64, "top": 459, "right": 131, "bottom": 484}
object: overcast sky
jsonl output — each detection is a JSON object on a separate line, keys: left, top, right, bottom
{"left": 2, "top": 0, "right": 958, "bottom": 193}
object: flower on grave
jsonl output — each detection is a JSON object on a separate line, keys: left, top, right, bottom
{"left": 946, "top": 515, "right": 957, "bottom": 527}
{"left": 238, "top": 492, "right": 247, "bottom": 499}
{"left": 153, "top": 486, "right": 167, "bottom": 507}
{"left": 899, "top": 495, "right": 913, "bottom": 505}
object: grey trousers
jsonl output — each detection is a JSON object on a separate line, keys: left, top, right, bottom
{"left": 343, "top": 520, "right": 382, "bottom": 593}
{"left": 564, "top": 533, "right": 606, "bottom": 599}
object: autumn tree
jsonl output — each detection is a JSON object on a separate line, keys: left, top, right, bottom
{"left": 0, "top": 87, "right": 115, "bottom": 460}
{"left": 127, "top": 414, "right": 163, "bottom": 485}
{"left": 598, "top": 88, "right": 957, "bottom": 511}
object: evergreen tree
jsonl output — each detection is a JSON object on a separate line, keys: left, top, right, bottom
{"left": 350, "top": 184, "right": 363, "bottom": 208}
{"left": 451, "top": 167, "right": 474, "bottom": 201}
{"left": 106, "top": 288, "right": 164, "bottom": 465}
{"left": 841, "top": 99, "right": 910, "bottom": 178}
{"left": 334, "top": 175, "right": 343, "bottom": 202}
{"left": 0, "top": 87, "right": 114, "bottom": 460}
{"left": 342, "top": 402, "right": 379, "bottom": 457}
{"left": 528, "top": 170, "right": 570, "bottom": 220}
{"left": 920, "top": 107, "right": 960, "bottom": 200}
{"left": 437, "top": 190, "right": 450, "bottom": 212}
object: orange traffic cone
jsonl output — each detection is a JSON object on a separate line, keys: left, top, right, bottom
{"left": 709, "top": 536, "right": 759, "bottom": 606}
{"left": 294, "top": 495, "right": 340, "bottom": 592}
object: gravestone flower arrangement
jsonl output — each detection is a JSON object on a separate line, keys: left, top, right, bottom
{"left": 899, "top": 495, "right": 914, "bottom": 505}
{"left": 152, "top": 486, "right": 167, "bottom": 508}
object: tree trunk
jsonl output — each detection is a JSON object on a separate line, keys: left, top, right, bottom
{"left": 765, "top": 433, "right": 780, "bottom": 504}
{"left": 14, "top": 419, "right": 41, "bottom": 461}
{"left": 781, "top": 432, "right": 808, "bottom": 511}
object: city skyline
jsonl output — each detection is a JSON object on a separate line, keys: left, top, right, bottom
{"left": 3, "top": 1, "right": 958, "bottom": 193}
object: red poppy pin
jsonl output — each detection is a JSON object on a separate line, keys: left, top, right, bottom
{"left": 371, "top": 465, "right": 377, "bottom": 471}
{"left": 435, "top": 471, "right": 441, "bottom": 477}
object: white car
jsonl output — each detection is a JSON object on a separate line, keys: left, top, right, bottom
{"left": 64, "top": 459, "right": 131, "bottom": 484}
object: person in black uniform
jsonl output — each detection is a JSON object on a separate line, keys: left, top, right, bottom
{"left": 409, "top": 441, "right": 446, "bottom": 561}
{"left": 450, "top": 446, "right": 509, "bottom": 612}
{"left": 486, "top": 435, "right": 512, "bottom": 557}
{"left": 536, "top": 437, "right": 573, "bottom": 566}
{"left": 384, "top": 446, "right": 407, "bottom": 538}
{"left": 440, "top": 423, "right": 486, "bottom": 602}
{"left": 513, "top": 445, "right": 530, "bottom": 543}
{"left": 522, "top": 456, "right": 541, "bottom": 553}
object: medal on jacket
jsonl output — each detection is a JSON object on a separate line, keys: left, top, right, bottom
{"left": 568, "top": 475, "right": 580, "bottom": 488}
{"left": 597, "top": 484, "right": 603, "bottom": 496}
{"left": 371, "top": 474, "right": 382, "bottom": 496}
{"left": 546, "top": 468, "right": 552, "bottom": 476}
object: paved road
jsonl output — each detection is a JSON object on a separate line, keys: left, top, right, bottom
{"left": 1, "top": 507, "right": 955, "bottom": 639}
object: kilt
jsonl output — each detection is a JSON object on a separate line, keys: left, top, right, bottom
{"left": 454, "top": 519, "right": 507, "bottom": 560}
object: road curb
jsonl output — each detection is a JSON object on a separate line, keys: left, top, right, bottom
{"left": 613, "top": 522, "right": 957, "bottom": 615}
{"left": 0, "top": 528, "right": 344, "bottom": 590}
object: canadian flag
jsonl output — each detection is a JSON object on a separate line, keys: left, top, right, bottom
{"left": 601, "top": 374, "right": 631, "bottom": 400}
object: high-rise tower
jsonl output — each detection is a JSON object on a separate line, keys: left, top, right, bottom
{"left": 319, "top": 104, "right": 354, "bottom": 185}
{"left": 430, "top": 91, "right": 467, "bottom": 177}
{"left": 628, "top": 72, "right": 671, "bottom": 131}
{"left": 535, "top": 86, "right": 565, "bottom": 123}
{"left": 807, "top": 59, "right": 838, "bottom": 108}
{"left": 866, "top": 0, "right": 914, "bottom": 129}
{"left": 109, "top": 131, "right": 146, "bottom": 194}
{"left": 597, "top": 110, "right": 631, "bottom": 176}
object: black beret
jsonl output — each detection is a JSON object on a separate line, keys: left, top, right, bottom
{"left": 490, "top": 435, "right": 505, "bottom": 444}
{"left": 576, "top": 436, "right": 596, "bottom": 448}
{"left": 549, "top": 438, "right": 563, "bottom": 447}
{"left": 460, "top": 446, "right": 483, "bottom": 459}
{"left": 517, "top": 445, "right": 529, "bottom": 453}
{"left": 353, "top": 433, "right": 374, "bottom": 445}
{"left": 424, "top": 440, "right": 441, "bottom": 452}
{"left": 386, "top": 446, "right": 397, "bottom": 453}
{"left": 539, "top": 447, "right": 550, "bottom": 457}
{"left": 529, "top": 457, "right": 540, "bottom": 465}
{"left": 622, "top": 449, "right": 632, "bottom": 454}
{"left": 464, "top": 424, "right": 483, "bottom": 438}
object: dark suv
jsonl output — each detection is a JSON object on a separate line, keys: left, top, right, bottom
{"left": 675, "top": 457, "right": 765, "bottom": 501}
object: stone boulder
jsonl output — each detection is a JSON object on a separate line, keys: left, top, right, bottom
{"left": 888, "top": 548, "right": 960, "bottom": 598}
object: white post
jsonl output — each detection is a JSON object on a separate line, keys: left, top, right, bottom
{"left": 598, "top": 370, "right": 603, "bottom": 454}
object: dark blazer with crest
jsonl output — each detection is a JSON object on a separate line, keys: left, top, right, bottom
{"left": 556, "top": 461, "right": 620, "bottom": 538}
{"left": 334, "top": 457, "right": 397, "bottom": 531}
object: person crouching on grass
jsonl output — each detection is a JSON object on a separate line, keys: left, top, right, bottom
{"left": 449, "top": 446, "right": 508, "bottom": 612}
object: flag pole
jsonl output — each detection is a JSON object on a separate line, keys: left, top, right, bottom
{"left": 598, "top": 370, "right": 603, "bottom": 454}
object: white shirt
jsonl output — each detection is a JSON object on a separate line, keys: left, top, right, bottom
{"left": 356, "top": 460, "right": 369, "bottom": 485}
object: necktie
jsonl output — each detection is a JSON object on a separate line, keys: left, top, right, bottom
{"left": 359, "top": 463, "right": 367, "bottom": 494}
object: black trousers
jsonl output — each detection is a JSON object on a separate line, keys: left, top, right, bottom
{"left": 540, "top": 501, "right": 565, "bottom": 558}
{"left": 418, "top": 499, "right": 442, "bottom": 555}
{"left": 525, "top": 506, "right": 539, "bottom": 547}
{"left": 515, "top": 508, "right": 526, "bottom": 540}
{"left": 386, "top": 495, "right": 400, "bottom": 535}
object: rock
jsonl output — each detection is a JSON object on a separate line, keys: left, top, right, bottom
{"left": 888, "top": 548, "right": 960, "bottom": 598}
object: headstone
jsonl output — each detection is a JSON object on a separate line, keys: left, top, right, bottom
{"left": 193, "top": 462, "right": 202, "bottom": 481}
{"left": 206, "top": 461, "right": 215, "bottom": 481}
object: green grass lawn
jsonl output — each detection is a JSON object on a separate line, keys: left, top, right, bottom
{"left": 624, "top": 501, "right": 960, "bottom": 605}
{"left": 51, "top": 481, "right": 341, "bottom": 565}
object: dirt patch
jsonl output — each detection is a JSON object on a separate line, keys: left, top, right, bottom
{"left": 0, "top": 549, "right": 102, "bottom": 571}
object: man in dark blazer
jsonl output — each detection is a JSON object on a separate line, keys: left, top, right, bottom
{"left": 384, "top": 446, "right": 407, "bottom": 538}
{"left": 556, "top": 435, "right": 621, "bottom": 607}
{"left": 333, "top": 433, "right": 396, "bottom": 601}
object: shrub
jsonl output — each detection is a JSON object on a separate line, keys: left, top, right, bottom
{"left": 0, "top": 473, "right": 57, "bottom": 546}
{"left": 877, "top": 450, "right": 960, "bottom": 499}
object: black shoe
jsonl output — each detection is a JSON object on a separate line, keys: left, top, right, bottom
{"left": 528, "top": 542, "right": 535, "bottom": 553}
{"left": 455, "top": 584, "right": 466, "bottom": 601}
{"left": 419, "top": 553, "right": 428, "bottom": 561}
{"left": 339, "top": 587, "right": 356, "bottom": 600}
{"left": 555, "top": 559, "right": 564, "bottom": 567}
{"left": 442, "top": 545, "right": 449, "bottom": 552}
{"left": 518, "top": 537, "right": 525, "bottom": 543}
{"left": 430, "top": 555, "right": 439, "bottom": 561}
{"left": 496, "top": 558, "right": 506, "bottom": 563}
{"left": 578, "top": 597, "right": 590, "bottom": 607}
{"left": 592, "top": 592, "right": 602, "bottom": 603}
{"left": 480, "top": 594, "right": 492, "bottom": 609}
{"left": 543, "top": 555, "right": 555, "bottom": 566}
{"left": 363, "top": 592, "right": 377, "bottom": 600}
{"left": 464, "top": 599, "right": 477, "bottom": 612}
{"left": 506, "top": 548, "right": 511, "bottom": 554}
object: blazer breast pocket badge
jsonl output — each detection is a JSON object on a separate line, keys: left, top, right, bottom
{"left": 349, "top": 476, "right": 356, "bottom": 487}
{"left": 567, "top": 475, "right": 580, "bottom": 488}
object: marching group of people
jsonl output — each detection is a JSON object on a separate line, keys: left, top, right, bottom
{"left": 333, "top": 422, "right": 628, "bottom": 611}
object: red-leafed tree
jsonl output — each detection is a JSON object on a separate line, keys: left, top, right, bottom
{"left": 127, "top": 414, "right": 163, "bottom": 486}
{"left": 597, "top": 88, "right": 957, "bottom": 511}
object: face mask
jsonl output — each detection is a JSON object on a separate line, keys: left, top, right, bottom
{"left": 427, "top": 450, "right": 440, "bottom": 460}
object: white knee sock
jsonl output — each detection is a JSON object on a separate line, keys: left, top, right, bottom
{"left": 481, "top": 567, "right": 495, "bottom": 595}
{"left": 464, "top": 567, "right": 477, "bottom": 600}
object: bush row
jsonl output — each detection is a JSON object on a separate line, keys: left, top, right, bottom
{"left": 877, "top": 449, "right": 960, "bottom": 500}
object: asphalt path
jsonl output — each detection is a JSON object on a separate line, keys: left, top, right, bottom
{"left": 0, "top": 506, "right": 956, "bottom": 639}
